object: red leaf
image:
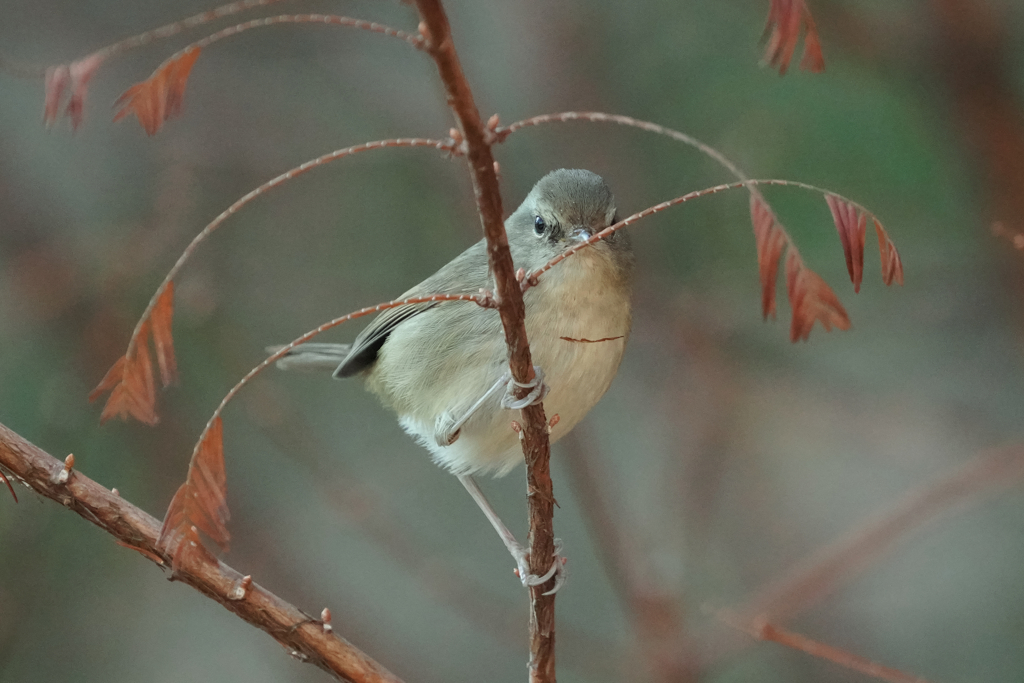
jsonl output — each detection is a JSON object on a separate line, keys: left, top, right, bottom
{"left": 751, "top": 195, "right": 789, "bottom": 319}
{"left": 763, "top": 0, "right": 825, "bottom": 75}
{"left": 43, "top": 65, "right": 70, "bottom": 128}
{"left": 799, "top": 10, "right": 826, "bottom": 73}
{"left": 88, "top": 355, "right": 126, "bottom": 403}
{"left": 90, "top": 322, "right": 159, "bottom": 425}
{"left": 826, "top": 194, "right": 867, "bottom": 293}
{"left": 151, "top": 283, "right": 178, "bottom": 386}
{"left": 65, "top": 54, "right": 105, "bottom": 131}
{"left": 785, "top": 250, "right": 850, "bottom": 341}
{"left": 114, "top": 46, "right": 201, "bottom": 135}
{"left": 874, "top": 218, "right": 905, "bottom": 286}
{"left": 159, "top": 417, "right": 230, "bottom": 569}
{"left": 1, "top": 469, "right": 17, "bottom": 503}
{"left": 43, "top": 54, "right": 105, "bottom": 130}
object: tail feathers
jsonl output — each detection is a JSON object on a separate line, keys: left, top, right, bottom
{"left": 266, "top": 343, "right": 352, "bottom": 373}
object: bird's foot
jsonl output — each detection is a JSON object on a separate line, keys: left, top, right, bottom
{"left": 434, "top": 412, "right": 461, "bottom": 447}
{"left": 500, "top": 366, "right": 549, "bottom": 410}
{"left": 511, "top": 538, "right": 566, "bottom": 595}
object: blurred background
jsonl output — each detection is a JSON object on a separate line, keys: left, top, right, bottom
{"left": 3, "top": 1, "right": 1024, "bottom": 681}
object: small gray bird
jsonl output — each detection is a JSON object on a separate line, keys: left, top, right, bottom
{"left": 275, "top": 169, "right": 633, "bottom": 587}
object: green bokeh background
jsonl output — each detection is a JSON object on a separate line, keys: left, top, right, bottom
{"left": 3, "top": 1, "right": 1024, "bottom": 682}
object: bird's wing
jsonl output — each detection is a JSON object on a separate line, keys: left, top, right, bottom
{"left": 334, "top": 240, "right": 491, "bottom": 378}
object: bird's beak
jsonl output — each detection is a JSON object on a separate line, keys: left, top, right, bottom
{"left": 569, "top": 226, "right": 593, "bottom": 242}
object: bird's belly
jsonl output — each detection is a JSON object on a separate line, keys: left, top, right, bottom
{"left": 380, "top": 253, "right": 630, "bottom": 477}
{"left": 410, "top": 279, "right": 628, "bottom": 475}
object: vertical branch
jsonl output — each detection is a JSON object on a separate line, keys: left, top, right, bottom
{"left": 411, "top": 1, "right": 557, "bottom": 680}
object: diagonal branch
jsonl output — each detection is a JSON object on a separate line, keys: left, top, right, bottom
{"left": 412, "top": 2, "right": 558, "bottom": 682}
{"left": 0, "top": 421, "right": 404, "bottom": 683}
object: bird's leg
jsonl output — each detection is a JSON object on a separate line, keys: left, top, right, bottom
{"left": 500, "top": 365, "right": 549, "bottom": 410}
{"left": 458, "top": 474, "right": 565, "bottom": 593}
{"left": 435, "top": 366, "right": 550, "bottom": 448}
{"left": 433, "top": 374, "right": 510, "bottom": 447}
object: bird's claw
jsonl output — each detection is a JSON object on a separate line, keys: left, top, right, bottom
{"left": 501, "top": 366, "right": 549, "bottom": 410}
{"left": 511, "top": 539, "right": 566, "bottom": 595}
{"left": 434, "top": 412, "right": 461, "bottom": 447}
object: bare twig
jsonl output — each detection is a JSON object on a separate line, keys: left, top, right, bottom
{"left": 714, "top": 609, "right": 931, "bottom": 683}
{"left": 412, "top": 2, "right": 558, "bottom": 681}
{"left": 77, "top": 0, "right": 299, "bottom": 64}
{"left": 125, "top": 138, "right": 454, "bottom": 372}
{"left": 740, "top": 444, "right": 1024, "bottom": 624}
{"left": 0, "top": 421, "right": 404, "bottom": 683}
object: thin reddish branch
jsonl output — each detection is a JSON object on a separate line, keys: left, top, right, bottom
{"left": 114, "top": 15, "right": 424, "bottom": 135}
{"left": 739, "top": 444, "right": 1024, "bottom": 624}
{"left": 412, "top": 2, "right": 557, "bottom": 681}
{"left": 0, "top": 421, "right": 403, "bottom": 683}
{"left": 89, "top": 0, "right": 297, "bottom": 62}
{"left": 715, "top": 610, "right": 930, "bottom": 683}
{"left": 0, "top": 467, "right": 16, "bottom": 502}
{"left": 91, "top": 138, "right": 454, "bottom": 423}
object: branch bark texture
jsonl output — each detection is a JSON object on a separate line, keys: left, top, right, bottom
{"left": 0, "top": 421, "right": 403, "bottom": 683}
{"left": 412, "top": 2, "right": 558, "bottom": 681}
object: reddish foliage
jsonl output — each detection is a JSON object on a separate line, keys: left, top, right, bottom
{"left": 751, "top": 195, "right": 789, "bottom": 320}
{"left": 114, "top": 539, "right": 166, "bottom": 565}
{"left": 43, "top": 65, "right": 70, "bottom": 127}
{"left": 763, "top": 0, "right": 825, "bottom": 75}
{"left": 151, "top": 283, "right": 178, "bottom": 386}
{"left": 89, "top": 283, "right": 177, "bottom": 424}
{"left": 826, "top": 194, "right": 867, "bottom": 293}
{"left": 875, "top": 218, "right": 905, "bottom": 286}
{"left": 785, "top": 249, "right": 850, "bottom": 341}
{"left": 90, "top": 329, "right": 159, "bottom": 425}
{"left": 717, "top": 610, "right": 932, "bottom": 683}
{"left": 43, "top": 54, "right": 105, "bottom": 130}
{"left": 159, "top": 417, "right": 230, "bottom": 570}
{"left": 114, "top": 46, "right": 202, "bottom": 135}
{"left": 0, "top": 469, "right": 17, "bottom": 503}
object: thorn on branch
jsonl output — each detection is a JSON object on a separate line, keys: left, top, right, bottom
{"left": 547, "top": 414, "right": 560, "bottom": 434}
{"left": 417, "top": 20, "right": 432, "bottom": 47}
{"left": 483, "top": 113, "right": 503, "bottom": 145}
{"left": 54, "top": 453, "right": 75, "bottom": 485}
{"left": 228, "top": 574, "right": 252, "bottom": 600}
{"left": 321, "top": 608, "right": 333, "bottom": 633}
{"left": 445, "top": 127, "right": 467, "bottom": 157}
{"left": 511, "top": 420, "right": 524, "bottom": 441}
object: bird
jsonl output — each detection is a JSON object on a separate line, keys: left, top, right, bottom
{"left": 273, "top": 168, "right": 634, "bottom": 589}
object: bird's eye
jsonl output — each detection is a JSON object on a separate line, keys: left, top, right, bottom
{"left": 534, "top": 216, "right": 546, "bottom": 236}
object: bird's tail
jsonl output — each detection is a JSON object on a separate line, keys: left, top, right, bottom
{"left": 265, "top": 343, "right": 352, "bottom": 373}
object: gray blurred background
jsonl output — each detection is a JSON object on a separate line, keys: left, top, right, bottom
{"left": 3, "top": 1, "right": 1024, "bottom": 681}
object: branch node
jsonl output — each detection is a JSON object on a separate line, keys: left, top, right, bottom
{"left": 547, "top": 414, "right": 560, "bottom": 433}
{"left": 417, "top": 20, "right": 432, "bottom": 47}
{"left": 54, "top": 453, "right": 75, "bottom": 485}
{"left": 443, "top": 127, "right": 468, "bottom": 157}
{"left": 228, "top": 574, "right": 252, "bottom": 600}
{"left": 519, "top": 269, "right": 539, "bottom": 292}
{"left": 474, "top": 288, "right": 498, "bottom": 309}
